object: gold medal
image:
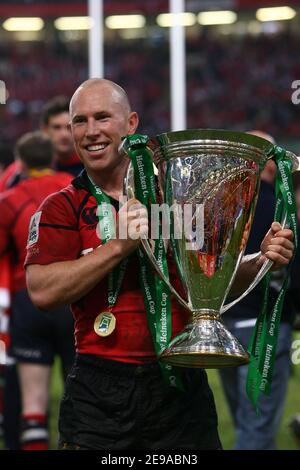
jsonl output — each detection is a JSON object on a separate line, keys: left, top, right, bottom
{"left": 94, "top": 311, "right": 116, "bottom": 337}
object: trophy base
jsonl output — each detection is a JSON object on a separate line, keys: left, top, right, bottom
{"left": 159, "top": 316, "right": 249, "bottom": 368}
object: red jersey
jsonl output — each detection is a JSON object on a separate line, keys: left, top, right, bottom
{"left": 55, "top": 152, "right": 83, "bottom": 177}
{"left": 25, "top": 171, "right": 190, "bottom": 363}
{"left": 0, "top": 161, "right": 21, "bottom": 192}
{"left": 0, "top": 172, "right": 72, "bottom": 292}
{"left": 0, "top": 154, "right": 82, "bottom": 193}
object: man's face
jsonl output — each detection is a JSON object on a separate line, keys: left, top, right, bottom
{"left": 43, "top": 112, "right": 74, "bottom": 158}
{"left": 70, "top": 83, "right": 138, "bottom": 176}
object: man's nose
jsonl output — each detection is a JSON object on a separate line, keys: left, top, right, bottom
{"left": 86, "top": 118, "right": 100, "bottom": 137}
{"left": 61, "top": 126, "right": 71, "bottom": 137}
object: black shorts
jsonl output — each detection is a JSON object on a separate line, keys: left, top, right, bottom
{"left": 10, "top": 289, "right": 75, "bottom": 373}
{"left": 59, "top": 354, "right": 222, "bottom": 450}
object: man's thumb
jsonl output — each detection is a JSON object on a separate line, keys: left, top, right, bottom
{"left": 270, "top": 221, "right": 282, "bottom": 235}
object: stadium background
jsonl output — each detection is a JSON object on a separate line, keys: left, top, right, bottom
{"left": 0, "top": 0, "right": 300, "bottom": 449}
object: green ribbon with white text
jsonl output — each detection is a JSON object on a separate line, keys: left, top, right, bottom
{"left": 87, "top": 176, "right": 128, "bottom": 312}
{"left": 122, "top": 134, "right": 183, "bottom": 389}
{"left": 246, "top": 146, "right": 297, "bottom": 411}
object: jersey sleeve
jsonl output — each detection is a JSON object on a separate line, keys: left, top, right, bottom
{"left": 25, "top": 190, "right": 81, "bottom": 267}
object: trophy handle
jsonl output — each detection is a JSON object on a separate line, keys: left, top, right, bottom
{"left": 221, "top": 149, "right": 298, "bottom": 314}
{"left": 141, "top": 238, "right": 190, "bottom": 312}
{"left": 220, "top": 211, "right": 288, "bottom": 314}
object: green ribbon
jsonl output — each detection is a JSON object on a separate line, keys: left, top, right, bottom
{"left": 87, "top": 176, "right": 128, "bottom": 311}
{"left": 246, "top": 146, "right": 298, "bottom": 411}
{"left": 122, "top": 134, "right": 183, "bottom": 389}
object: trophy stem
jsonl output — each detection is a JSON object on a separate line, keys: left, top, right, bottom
{"left": 160, "top": 311, "right": 249, "bottom": 368}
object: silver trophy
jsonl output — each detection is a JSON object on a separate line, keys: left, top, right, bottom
{"left": 123, "top": 129, "right": 298, "bottom": 368}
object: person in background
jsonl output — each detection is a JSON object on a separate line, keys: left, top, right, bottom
{"left": 0, "top": 96, "right": 83, "bottom": 193}
{"left": 0, "top": 141, "right": 15, "bottom": 443}
{"left": 0, "top": 140, "right": 21, "bottom": 449}
{"left": 219, "top": 130, "right": 300, "bottom": 450}
{"left": 41, "top": 95, "right": 83, "bottom": 177}
{"left": 0, "top": 131, "right": 74, "bottom": 450}
{"left": 0, "top": 97, "right": 82, "bottom": 449}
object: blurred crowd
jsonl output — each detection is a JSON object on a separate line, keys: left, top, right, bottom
{"left": 1, "top": 32, "right": 300, "bottom": 148}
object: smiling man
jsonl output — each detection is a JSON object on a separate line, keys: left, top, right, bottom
{"left": 25, "top": 78, "right": 294, "bottom": 450}
{"left": 69, "top": 80, "right": 138, "bottom": 199}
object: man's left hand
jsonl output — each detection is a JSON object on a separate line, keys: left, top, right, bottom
{"left": 259, "top": 221, "right": 294, "bottom": 271}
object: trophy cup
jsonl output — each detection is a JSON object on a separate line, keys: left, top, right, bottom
{"left": 122, "top": 129, "right": 298, "bottom": 368}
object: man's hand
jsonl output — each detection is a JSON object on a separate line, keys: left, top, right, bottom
{"left": 259, "top": 221, "right": 294, "bottom": 270}
{"left": 115, "top": 198, "right": 148, "bottom": 255}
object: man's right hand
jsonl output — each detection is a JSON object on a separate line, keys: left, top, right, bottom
{"left": 114, "top": 198, "right": 149, "bottom": 255}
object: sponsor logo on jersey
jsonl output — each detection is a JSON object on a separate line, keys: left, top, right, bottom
{"left": 27, "top": 211, "right": 42, "bottom": 247}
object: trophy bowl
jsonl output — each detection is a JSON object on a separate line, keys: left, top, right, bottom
{"left": 123, "top": 129, "right": 298, "bottom": 368}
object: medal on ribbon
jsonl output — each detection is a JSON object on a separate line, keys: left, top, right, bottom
{"left": 94, "top": 311, "right": 116, "bottom": 337}
{"left": 87, "top": 175, "right": 127, "bottom": 339}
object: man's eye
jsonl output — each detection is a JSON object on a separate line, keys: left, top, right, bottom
{"left": 96, "top": 115, "right": 109, "bottom": 121}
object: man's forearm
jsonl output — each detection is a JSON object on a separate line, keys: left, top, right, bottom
{"left": 26, "top": 239, "right": 129, "bottom": 310}
{"left": 229, "top": 252, "right": 262, "bottom": 297}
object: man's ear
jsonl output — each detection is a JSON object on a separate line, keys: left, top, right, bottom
{"left": 128, "top": 112, "right": 139, "bottom": 135}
